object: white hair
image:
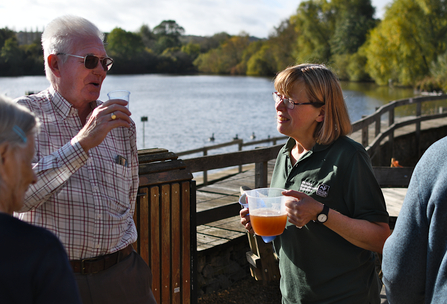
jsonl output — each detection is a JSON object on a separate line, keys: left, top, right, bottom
{"left": 41, "top": 15, "right": 105, "bottom": 83}
{"left": 0, "top": 95, "right": 38, "bottom": 147}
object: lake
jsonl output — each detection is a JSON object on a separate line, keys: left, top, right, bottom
{"left": 0, "top": 74, "right": 416, "bottom": 153}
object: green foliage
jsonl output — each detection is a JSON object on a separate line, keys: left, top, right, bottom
{"left": 193, "top": 34, "right": 250, "bottom": 74}
{"left": 364, "top": 0, "right": 447, "bottom": 87}
{"left": 419, "top": 51, "right": 447, "bottom": 92}
{"left": 292, "top": 0, "right": 334, "bottom": 63}
{"left": 347, "top": 51, "right": 371, "bottom": 82}
{"left": 2, "top": 0, "right": 447, "bottom": 91}
{"left": 107, "top": 27, "right": 144, "bottom": 60}
{"left": 330, "top": 0, "right": 376, "bottom": 55}
{"left": 246, "top": 43, "right": 276, "bottom": 76}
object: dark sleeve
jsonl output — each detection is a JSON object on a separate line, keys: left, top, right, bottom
{"left": 343, "top": 149, "right": 389, "bottom": 223}
{"left": 33, "top": 232, "right": 82, "bottom": 304}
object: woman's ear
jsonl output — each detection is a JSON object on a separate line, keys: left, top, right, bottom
{"left": 316, "top": 107, "right": 325, "bottom": 122}
{"left": 0, "top": 142, "right": 11, "bottom": 170}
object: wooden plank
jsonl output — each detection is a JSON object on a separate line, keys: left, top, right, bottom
{"left": 139, "top": 170, "right": 193, "bottom": 187}
{"left": 138, "top": 148, "right": 169, "bottom": 156}
{"left": 139, "top": 159, "right": 187, "bottom": 174}
{"left": 161, "top": 184, "right": 171, "bottom": 304}
{"left": 150, "top": 186, "right": 161, "bottom": 303}
{"left": 246, "top": 251, "right": 261, "bottom": 268}
{"left": 139, "top": 188, "right": 150, "bottom": 265}
{"left": 181, "top": 181, "right": 191, "bottom": 304}
{"left": 132, "top": 193, "right": 140, "bottom": 253}
{"left": 196, "top": 202, "right": 241, "bottom": 226}
{"left": 373, "top": 167, "right": 414, "bottom": 187}
{"left": 182, "top": 145, "right": 282, "bottom": 173}
{"left": 171, "top": 183, "right": 181, "bottom": 304}
{"left": 255, "top": 236, "right": 280, "bottom": 283}
{"left": 139, "top": 151, "right": 178, "bottom": 164}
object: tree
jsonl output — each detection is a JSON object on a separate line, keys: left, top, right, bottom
{"left": 0, "top": 27, "right": 15, "bottom": 50}
{"left": 292, "top": 0, "right": 335, "bottom": 63}
{"left": 0, "top": 37, "right": 23, "bottom": 75}
{"left": 139, "top": 24, "right": 156, "bottom": 49}
{"left": 267, "top": 18, "right": 299, "bottom": 71}
{"left": 330, "top": 0, "right": 377, "bottom": 55}
{"left": 153, "top": 20, "right": 185, "bottom": 37}
{"left": 152, "top": 20, "right": 185, "bottom": 54}
{"left": 364, "top": 0, "right": 447, "bottom": 86}
{"left": 193, "top": 33, "right": 250, "bottom": 75}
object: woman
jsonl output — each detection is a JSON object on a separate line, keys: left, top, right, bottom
{"left": 241, "top": 64, "right": 390, "bottom": 303}
{"left": 0, "top": 95, "right": 81, "bottom": 304}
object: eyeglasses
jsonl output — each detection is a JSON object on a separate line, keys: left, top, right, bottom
{"left": 57, "top": 53, "right": 114, "bottom": 71}
{"left": 273, "top": 92, "right": 324, "bottom": 110}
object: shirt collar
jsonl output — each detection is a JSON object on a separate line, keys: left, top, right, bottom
{"left": 49, "top": 86, "right": 99, "bottom": 120}
{"left": 282, "top": 137, "right": 334, "bottom": 156}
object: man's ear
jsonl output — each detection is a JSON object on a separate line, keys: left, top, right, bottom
{"left": 48, "top": 54, "right": 62, "bottom": 77}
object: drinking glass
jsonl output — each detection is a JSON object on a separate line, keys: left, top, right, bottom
{"left": 107, "top": 90, "right": 130, "bottom": 108}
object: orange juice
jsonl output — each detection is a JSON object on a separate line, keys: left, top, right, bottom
{"left": 250, "top": 209, "right": 287, "bottom": 236}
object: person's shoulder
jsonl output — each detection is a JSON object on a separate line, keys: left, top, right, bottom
{"left": 414, "top": 136, "right": 447, "bottom": 178}
{"left": 6, "top": 216, "right": 62, "bottom": 246}
{"left": 424, "top": 136, "right": 447, "bottom": 157}
{"left": 14, "top": 88, "right": 52, "bottom": 109}
{"left": 331, "top": 136, "right": 365, "bottom": 154}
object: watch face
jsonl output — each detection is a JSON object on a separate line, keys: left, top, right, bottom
{"left": 318, "top": 214, "right": 327, "bottom": 222}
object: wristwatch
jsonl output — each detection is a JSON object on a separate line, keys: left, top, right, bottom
{"left": 316, "top": 204, "right": 329, "bottom": 224}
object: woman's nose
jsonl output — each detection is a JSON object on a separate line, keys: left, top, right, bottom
{"left": 275, "top": 97, "right": 286, "bottom": 111}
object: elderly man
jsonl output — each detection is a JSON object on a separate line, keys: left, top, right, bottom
{"left": 15, "top": 15, "right": 156, "bottom": 304}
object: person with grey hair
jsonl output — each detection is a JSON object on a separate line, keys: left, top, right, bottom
{"left": 0, "top": 95, "right": 81, "bottom": 304}
{"left": 14, "top": 15, "right": 156, "bottom": 304}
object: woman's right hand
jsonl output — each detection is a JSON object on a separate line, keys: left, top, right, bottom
{"left": 240, "top": 208, "right": 254, "bottom": 234}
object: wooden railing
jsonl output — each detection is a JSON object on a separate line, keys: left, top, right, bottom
{"left": 182, "top": 94, "right": 447, "bottom": 226}
{"left": 177, "top": 136, "right": 288, "bottom": 185}
{"left": 351, "top": 94, "right": 447, "bottom": 161}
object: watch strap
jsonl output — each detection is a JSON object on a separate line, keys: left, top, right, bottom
{"left": 317, "top": 204, "right": 329, "bottom": 223}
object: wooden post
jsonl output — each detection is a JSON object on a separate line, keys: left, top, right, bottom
{"left": 388, "top": 107, "right": 395, "bottom": 160}
{"left": 416, "top": 102, "right": 422, "bottom": 158}
{"left": 240, "top": 186, "right": 280, "bottom": 285}
{"left": 255, "top": 161, "right": 268, "bottom": 188}
{"left": 203, "top": 148, "right": 208, "bottom": 186}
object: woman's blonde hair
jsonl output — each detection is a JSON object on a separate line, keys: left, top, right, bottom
{"left": 274, "top": 63, "right": 351, "bottom": 145}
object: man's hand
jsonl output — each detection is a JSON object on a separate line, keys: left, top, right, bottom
{"left": 75, "top": 99, "right": 131, "bottom": 153}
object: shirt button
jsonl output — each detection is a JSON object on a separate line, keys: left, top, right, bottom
{"left": 93, "top": 186, "right": 99, "bottom": 192}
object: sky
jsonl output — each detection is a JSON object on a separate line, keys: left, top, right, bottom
{"left": 1, "top": 0, "right": 392, "bottom": 39}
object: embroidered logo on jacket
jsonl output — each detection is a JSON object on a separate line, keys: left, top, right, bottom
{"left": 316, "top": 184, "right": 330, "bottom": 197}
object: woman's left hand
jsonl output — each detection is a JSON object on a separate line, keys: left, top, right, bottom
{"left": 282, "top": 189, "right": 323, "bottom": 228}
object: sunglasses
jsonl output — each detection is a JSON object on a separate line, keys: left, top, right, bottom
{"left": 57, "top": 53, "right": 114, "bottom": 71}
